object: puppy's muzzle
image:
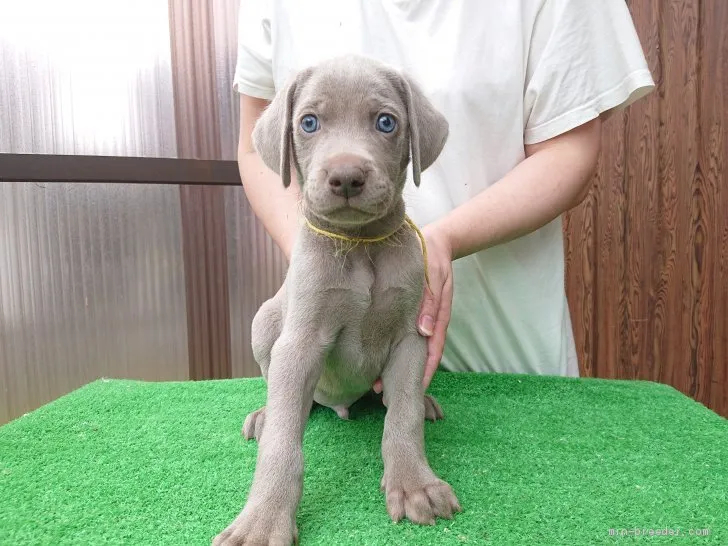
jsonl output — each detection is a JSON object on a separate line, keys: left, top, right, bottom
{"left": 326, "top": 154, "right": 368, "bottom": 199}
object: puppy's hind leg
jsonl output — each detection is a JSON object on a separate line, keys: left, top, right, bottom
{"left": 381, "top": 392, "right": 444, "bottom": 421}
{"left": 251, "top": 291, "right": 284, "bottom": 379}
{"left": 242, "top": 407, "right": 266, "bottom": 441}
{"left": 242, "top": 292, "right": 284, "bottom": 439}
{"left": 424, "top": 394, "right": 444, "bottom": 421}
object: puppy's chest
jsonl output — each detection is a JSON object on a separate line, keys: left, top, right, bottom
{"left": 341, "top": 245, "right": 421, "bottom": 307}
{"left": 329, "top": 283, "right": 413, "bottom": 376}
{"left": 333, "top": 246, "right": 423, "bottom": 343}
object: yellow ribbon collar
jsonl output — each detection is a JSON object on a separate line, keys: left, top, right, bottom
{"left": 304, "top": 215, "right": 431, "bottom": 290}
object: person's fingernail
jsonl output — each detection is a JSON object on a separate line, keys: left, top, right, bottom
{"left": 418, "top": 315, "right": 434, "bottom": 336}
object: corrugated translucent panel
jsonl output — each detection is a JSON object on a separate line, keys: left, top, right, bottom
{"left": 0, "top": 183, "right": 188, "bottom": 424}
{"left": 212, "top": 0, "right": 241, "bottom": 161}
{"left": 0, "top": 0, "right": 177, "bottom": 157}
{"left": 0, "top": 1, "right": 186, "bottom": 423}
{"left": 212, "top": 0, "right": 286, "bottom": 376}
{"left": 225, "top": 186, "right": 287, "bottom": 377}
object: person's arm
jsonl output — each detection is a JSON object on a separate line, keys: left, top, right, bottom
{"left": 438, "top": 116, "right": 601, "bottom": 260}
{"left": 238, "top": 94, "right": 301, "bottom": 260}
{"left": 411, "top": 117, "right": 602, "bottom": 390}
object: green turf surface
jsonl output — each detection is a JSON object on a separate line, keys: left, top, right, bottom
{"left": 1, "top": 372, "right": 726, "bottom": 545}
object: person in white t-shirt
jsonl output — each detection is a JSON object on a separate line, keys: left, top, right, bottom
{"left": 232, "top": 0, "right": 654, "bottom": 390}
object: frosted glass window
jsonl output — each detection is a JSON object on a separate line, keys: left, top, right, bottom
{"left": 0, "top": 0, "right": 177, "bottom": 157}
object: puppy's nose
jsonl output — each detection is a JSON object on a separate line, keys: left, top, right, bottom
{"left": 328, "top": 165, "right": 365, "bottom": 198}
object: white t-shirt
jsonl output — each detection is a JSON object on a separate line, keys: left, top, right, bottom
{"left": 233, "top": 0, "right": 654, "bottom": 377}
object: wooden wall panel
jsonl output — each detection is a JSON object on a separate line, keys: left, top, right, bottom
{"left": 666, "top": 0, "right": 699, "bottom": 398}
{"left": 563, "top": 184, "right": 596, "bottom": 376}
{"left": 565, "top": 0, "right": 728, "bottom": 418}
{"left": 701, "top": 0, "right": 728, "bottom": 416}
{"left": 595, "top": 109, "right": 629, "bottom": 380}
{"left": 625, "top": 0, "right": 661, "bottom": 383}
{"left": 169, "top": 0, "right": 232, "bottom": 381}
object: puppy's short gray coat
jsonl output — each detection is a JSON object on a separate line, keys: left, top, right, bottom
{"left": 214, "top": 55, "right": 460, "bottom": 546}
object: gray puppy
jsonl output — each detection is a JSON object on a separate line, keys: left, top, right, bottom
{"left": 214, "top": 55, "right": 460, "bottom": 546}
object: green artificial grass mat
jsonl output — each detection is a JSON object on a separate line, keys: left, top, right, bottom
{"left": 1, "top": 372, "right": 727, "bottom": 545}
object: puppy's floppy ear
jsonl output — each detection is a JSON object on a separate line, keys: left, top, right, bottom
{"left": 252, "top": 72, "right": 304, "bottom": 188}
{"left": 401, "top": 75, "right": 449, "bottom": 187}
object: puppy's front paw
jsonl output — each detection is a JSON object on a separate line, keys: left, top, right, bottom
{"left": 381, "top": 466, "right": 461, "bottom": 525}
{"left": 212, "top": 504, "right": 298, "bottom": 546}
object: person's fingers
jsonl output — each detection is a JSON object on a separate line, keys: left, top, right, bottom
{"left": 423, "top": 338, "right": 441, "bottom": 390}
{"left": 417, "top": 285, "right": 438, "bottom": 337}
{"left": 423, "top": 272, "right": 453, "bottom": 389}
{"left": 437, "top": 271, "right": 454, "bottom": 336}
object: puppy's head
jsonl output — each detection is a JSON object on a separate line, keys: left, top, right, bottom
{"left": 252, "top": 55, "right": 448, "bottom": 227}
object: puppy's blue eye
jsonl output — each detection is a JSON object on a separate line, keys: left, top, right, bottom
{"left": 300, "top": 114, "right": 319, "bottom": 133}
{"left": 376, "top": 114, "right": 396, "bottom": 133}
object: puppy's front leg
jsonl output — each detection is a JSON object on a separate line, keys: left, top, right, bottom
{"left": 380, "top": 333, "right": 461, "bottom": 525}
{"left": 213, "top": 329, "right": 326, "bottom": 546}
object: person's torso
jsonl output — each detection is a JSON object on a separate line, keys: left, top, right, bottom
{"left": 264, "top": 0, "right": 577, "bottom": 377}
{"left": 268, "top": 0, "right": 540, "bottom": 217}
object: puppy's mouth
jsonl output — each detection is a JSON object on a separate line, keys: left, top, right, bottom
{"left": 311, "top": 202, "right": 381, "bottom": 227}
{"left": 305, "top": 191, "right": 393, "bottom": 227}
{"left": 303, "top": 165, "right": 397, "bottom": 227}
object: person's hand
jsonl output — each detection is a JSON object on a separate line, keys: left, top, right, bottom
{"left": 373, "top": 223, "right": 454, "bottom": 394}
{"left": 413, "top": 223, "right": 454, "bottom": 389}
